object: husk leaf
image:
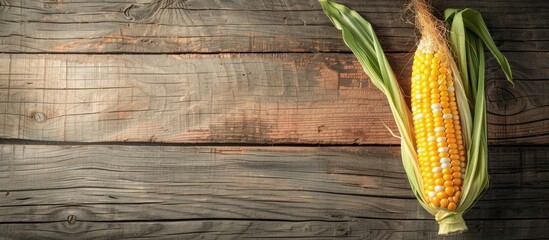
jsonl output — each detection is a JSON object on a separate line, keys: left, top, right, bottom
{"left": 318, "top": 0, "right": 430, "bottom": 213}
{"left": 444, "top": 8, "right": 513, "bottom": 216}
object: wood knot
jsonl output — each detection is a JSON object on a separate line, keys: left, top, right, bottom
{"left": 50, "top": 208, "right": 90, "bottom": 232}
{"left": 486, "top": 80, "right": 526, "bottom": 116}
{"left": 32, "top": 112, "right": 46, "bottom": 123}
{"left": 123, "top": 0, "right": 187, "bottom": 21}
{"left": 67, "top": 215, "right": 77, "bottom": 224}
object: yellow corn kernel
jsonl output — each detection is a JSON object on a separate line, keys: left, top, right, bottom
{"left": 411, "top": 41, "right": 467, "bottom": 212}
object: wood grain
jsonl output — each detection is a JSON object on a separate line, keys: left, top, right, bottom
{"left": 1, "top": 219, "right": 547, "bottom": 240}
{"left": 0, "top": 0, "right": 546, "bottom": 239}
{"left": 0, "top": 53, "right": 546, "bottom": 145}
{"left": 0, "top": 145, "right": 547, "bottom": 239}
{"left": 0, "top": 0, "right": 546, "bottom": 53}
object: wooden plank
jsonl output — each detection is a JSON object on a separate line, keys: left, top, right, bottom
{"left": 0, "top": 0, "right": 546, "bottom": 53}
{"left": 0, "top": 219, "right": 547, "bottom": 239}
{"left": 0, "top": 53, "right": 546, "bottom": 145}
{"left": 0, "top": 145, "right": 547, "bottom": 239}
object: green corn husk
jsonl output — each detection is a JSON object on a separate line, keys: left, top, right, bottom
{"left": 441, "top": 8, "right": 513, "bottom": 234}
{"left": 319, "top": 0, "right": 512, "bottom": 235}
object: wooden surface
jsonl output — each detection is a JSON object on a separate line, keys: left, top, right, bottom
{"left": 0, "top": 53, "right": 545, "bottom": 145}
{"left": 1, "top": 145, "right": 548, "bottom": 239}
{"left": 0, "top": 0, "right": 547, "bottom": 53}
{"left": 1, "top": 0, "right": 548, "bottom": 239}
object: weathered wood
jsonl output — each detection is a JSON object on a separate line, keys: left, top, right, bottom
{"left": 0, "top": 0, "right": 546, "bottom": 239}
{"left": 0, "top": 0, "right": 546, "bottom": 53}
{"left": 0, "top": 53, "right": 546, "bottom": 144}
{"left": 0, "top": 145, "right": 547, "bottom": 239}
{"left": 0, "top": 219, "right": 547, "bottom": 240}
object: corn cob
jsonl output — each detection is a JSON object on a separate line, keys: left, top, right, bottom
{"left": 411, "top": 40, "right": 466, "bottom": 211}
{"left": 320, "top": 0, "right": 512, "bottom": 234}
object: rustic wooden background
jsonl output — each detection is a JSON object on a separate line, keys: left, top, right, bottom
{"left": 0, "top": 0, "right": 547, "bottom": 239}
